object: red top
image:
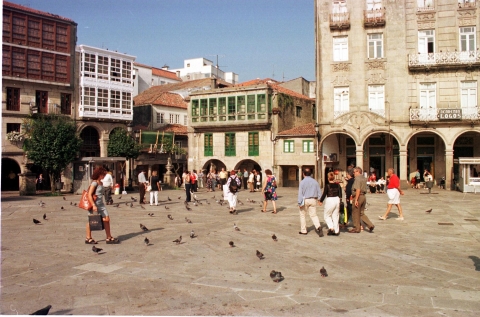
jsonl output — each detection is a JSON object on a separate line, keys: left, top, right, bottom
{"left": 388, "top": 174, "right": 400, "bottom": 189}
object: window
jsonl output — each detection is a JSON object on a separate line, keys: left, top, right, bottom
{"left": 366, "top": 0, "right": 382, "bottom": 10}
{"left": 41, "top": 53, "right": 54, "bottom": 80}
{"left": 6, "top": 87, "right": 20, "bottom": 111}
{"left": 122, "top": 61, "right": 132, "bottom": 83}
{"left": 55, "top": 24, "right": 68, "bottom": 52}
{"left": 169, "top": 114, "right": 174, "bottom": 123}
{"left": 111, "top": 90, "right": 121, "bottom": 113}
{"left": 461, "top": 81, "right": 477, "bottom": 109}
{"left": 247, "top": 95, "right": 256, "bottom": 113}
{"left": 417, "top": 0, "right": 434, "bottom": 9}
{"left": 459, "top": 0, "right": 476, "bottom": 8}
{"left": 97, "top": 88, "right": 108, "bottom": 112}
{"left": 303, "top": 140, "right": 314, "bottom": 153}
{"left": 60, "top": 93, "right": 71, "bottom": 115}
{"left": 284, "top": 140, "right": 294, "bottom": 153}
{"left": 184, "top": 115, "right": 187, "bottom": 125}
{"left": 204, "top": 133, "right": 213, "bottom": 156}
{"left": 175, "top": 114, "right": 180, "bottom": 124}
{"left": 83, "top": 87, "right": 96, "bottom": 112}
{"left": 157, "top": 112, "right": 164, "bottom": 124}
{"left": 200, "top": 99, "right": 208, "bottom": 116}
{"left": 257, "top": 94, "right": 266, "bottom": 112}
{"left": 209, "top": 98, "right": 217, "bottom": 115}
{"left": 312, "top": 104, "right": 316, "bottom": 120}
{"left": 333, "top": 36, "right": 348, "bottom": 61}
{"left": 55, "top": 56, "right": 67, "bottom": 82}
{"left": 418, "top": 30, "right": 435, "bottom": 54}
{"left": 27, "top": 19, "right": 41, "bottom": 47}
{"left": 42, "top": 22, "right": 54, "bottom": 48}
{"left": 98, "top": 56, "right": 108, "bottom": 80}
{"left": 419, "top": 83, "right": 436, "bottom": 109}
{"left": 122, "top": 92, "right": 131, "bottom": 115}
{"left": 368, "top": 85, "right": 384, "bottom": 111}
{"left": 334, "top": 87, "right": 349, "bottom": 112}
{"left": 460, "top": 27, "right": 476, "bottom": 53}
{"left": 111, "top": 58, "right": 121, "bottom": 82}
{"left": 237, "top": 96, "right": 246, "bottom": 113}
{"left": 368, "top": 34, "right": 383, "bottom": 59}
{"left": 36, "top": 90, "right": 48, "bottom": 113}
{"left": 191, "top": 100, "right": 199, "bottom": 117}
{"left": 6, "top": 123, "right": 21, "bottom": 133}
{"left": 12, "top": 48, "right": 26, "bottom": 76}
{"left": 83, "top": 53, "right": 96, "bottom": 77}
{"left": 12, "top": 15, "right": 26, "bottom": 44}
{"left": 248, "top": 132, "right": 259, "bottom": 156}
{"left": 296, "top": 106, "right": 302, "bottom": 117}
{"left": 218, "top": 97, "right": 226, "bottom": 115}
{"left": 225, "top": 133, "right": 236, "bottom": 156}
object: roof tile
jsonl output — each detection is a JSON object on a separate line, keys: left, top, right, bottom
{"left": 277, "top": 123, "right": 316, "bottom": 136}
{"left": 4, "top": 1, "right": 76, "bottom": 23}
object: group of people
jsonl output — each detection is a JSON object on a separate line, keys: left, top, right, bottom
{"left": 204, "top": 168, "right": 262, "bottom": 193}
{"left": 298, "top": 166, "right": 405, "bottom": 236}
{"left": 367, "top": 172, "right": 387, "bottom": 194}
{"left": 411, "top": 169, "right": 434, "bottom": 189}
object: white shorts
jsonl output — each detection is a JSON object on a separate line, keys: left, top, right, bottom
{"left": 387, "top": 188, "right": 400, "bottom": 205}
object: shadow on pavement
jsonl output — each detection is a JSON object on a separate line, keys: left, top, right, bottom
{"left": 469, "top": 255, "right": 480, "bottom": 271}
{"left": 116, "top": 227, "right": 164, "bottom": 242}
{"left": 1, "top": 195, "right": 36, "bottom": 202}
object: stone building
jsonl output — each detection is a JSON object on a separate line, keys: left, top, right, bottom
{"left": 315, "top": 0, "right": 480, "bottom": 190}
{"left": 170, "top": 57, "right": 239, "bottom": 84}
{"left": 1, "top": 1, "right": 77, "bottom": 194}
{"left": 187, "top": 78, "right": 316, "bottom": 187}
{"left": 133, "top": 62, "right": 181, "bottom": 97}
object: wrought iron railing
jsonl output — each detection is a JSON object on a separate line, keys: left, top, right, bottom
{"left": 410, "top": 107, "right": 480, "bottom": 121}
{"left": 458, "top": 0, "right": 476, "bottom": 9}
{"left": 364, "top": 8, "right": 386, "bottom": 26}
{"left": 409, "top": 51, "right": 480, "bottom": 67}
{"left": 329, "top": 12, "right": 350, "bottom": 29}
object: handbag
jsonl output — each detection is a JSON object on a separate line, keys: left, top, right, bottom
{"left": 88, "top": 213, "right": 104, "bottom": 231}
{"left": 78, "top": 189, "right": 97, "bottom": 211}
{"left": 146, "top": 176, "right": 152, "bottom": 191}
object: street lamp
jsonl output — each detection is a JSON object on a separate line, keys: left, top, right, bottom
{"left": 126, "top": 122, "right": 134, "bottom": 191}
{"left": 314, "top": 123, "right": 321, "bottom": 181}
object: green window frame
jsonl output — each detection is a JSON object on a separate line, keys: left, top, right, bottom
{"left": 218, "top": 97, "right": 226, "bottom": 114}
{"left": 225, "top": 133, "right": 236, "bottom": 156}
{"left": 237, "top": 95, "right": 246, "bottom": 113}
{"left": 228, "top": 96, "right": 236, "bottom": 120}
{"left": 204, "top": 133, "right": 213, "bottom": 156}
{"left": 284, "top": 140, "right": 294, "bottom": 153}
{"left": 303, "top": 140, "right": 314, "bottom": 153}
{"left": 247, "top": 95, "right": 256, "bottom": 113}
{"left": 248, "top": 132, "right": 259, "bottom": 156}
{"left": 209, "top": 98, "right": 217, "bottom": 115}
{"left": 257, "top": 94, "right": 266, "bottom": 112}
{"left": 200, "top": 99, "right": 208, "bottom": 116}
{"left": 191, "top": 99, "right": 199, "bottom": 116}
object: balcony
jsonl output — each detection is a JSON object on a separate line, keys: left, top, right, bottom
{"left": 408, "top": 50, "right": 480, "bottom": 70}
{"left": 410, "top": 107, "right": 479, "bottom": 122}
{"left": 458, "top": 0, "right": 476, "bottom": 9}
{"left": 79, "top": 107, "right": 133, "bottom": 121}
{"left": 417, "top": 5, "right": 435, "bottom": 12}
{"left": 191, "top": 112, "right": 270, "bottom": 130}
{"left": 364, "top": 8, "right": 386, "bottom": 27}
{"left": 329, "top": 12, "right": 350, "bottom": 30}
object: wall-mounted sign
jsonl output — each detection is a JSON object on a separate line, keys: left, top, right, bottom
{"left": 438, "top": 109, "right": 461, "bottom": 120}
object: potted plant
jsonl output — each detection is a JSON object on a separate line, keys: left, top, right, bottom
{"left": 5, "top": 131, "right": 25, "bottom": 145}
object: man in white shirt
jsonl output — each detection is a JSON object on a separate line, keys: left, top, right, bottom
{"left": 102, "top": 168, "right": 114, "bottom": 205}
{"left": 138, "top": 170, "right": 147, "bottom": 204}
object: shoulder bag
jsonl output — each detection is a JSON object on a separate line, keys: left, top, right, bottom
{"left": 79, "top": 185, "right": 97, "bottom": 211}
{"left": 146, "top": 176, "right": 152, "bottom": 191}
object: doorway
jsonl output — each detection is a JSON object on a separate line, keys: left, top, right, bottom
{"left": 369, "top": 156, "right": 384, "bottom": 178}
{"left": 417, "top": 156, "right": 434, "bottom": 182}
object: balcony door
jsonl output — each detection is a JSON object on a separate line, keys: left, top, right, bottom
{"left": 460, "top": 27, "right": 476, "bottom": 62}
{"left": 418, "top": 30, "right": 435, "bottom": 63}
{"left": 366, "top": 0, "right": 382, "bottom": 19}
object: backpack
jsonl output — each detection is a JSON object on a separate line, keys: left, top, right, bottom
{"left": 229, "top": 177, "right": 239, "bottom": 193}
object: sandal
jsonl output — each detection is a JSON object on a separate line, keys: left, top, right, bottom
{"left": 85, "top": 238, "right": 97, "bottom": 244}
{"left": 271, "top": 211, "right": 277, "bottom": 214}
{"left": 378, "top": 216, "right": 387, "bottom": 220}
{"left": 261, "top": 210, "right": 267, "bottom": 212}
{"left": 106, "top": 237, "right": 120, "bottom": 244}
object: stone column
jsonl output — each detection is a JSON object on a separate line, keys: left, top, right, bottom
{"left": 399, "top": 149, "right": 408, "bottom": 189}
{"left": 298, "top": 165, "right": 303, "bottom": 184}
{"left": 19, "top": 156, "right": 36, "bottom": 196}
{"left": 445, "top": 148, "right": 454, "bottom": 190}
{"left": 356, "top": 149, "right": 364, "bottom": 171}
{"left": 99, "top": 132, "right": 109, "bottom": 157}
{"left": 164, "top": 156, "right": 175, "bottom": 188}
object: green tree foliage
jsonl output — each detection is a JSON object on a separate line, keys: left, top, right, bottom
{"left": 107, "top": 128, "right": 141, "bottom": 159}
{"left": 23, "top": 115, "right": 82, "bottom": 193}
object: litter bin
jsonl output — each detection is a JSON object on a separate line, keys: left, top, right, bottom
{"left": 425, "top": 181, "right": 434, "bottom": 194}
{"left": 114, "top": 183, "right": 120, "bottom": 195}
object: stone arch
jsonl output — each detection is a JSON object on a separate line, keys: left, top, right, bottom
{"left": 202, "top": 159, "right": 226, "bottom": 173}
{"left": 79, "top": 126, "right": 100, "bottom": 157}
{"left": 234, "top": 159, "right": 262, "bottom": 174}
{"left": 1, "top": 158, "right": 21, "bottom": 191}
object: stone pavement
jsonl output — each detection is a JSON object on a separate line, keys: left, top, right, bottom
{"left": 1, "top": 186, "right": 480, "bottom": 316}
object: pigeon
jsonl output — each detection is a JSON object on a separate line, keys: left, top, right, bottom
{"left": 73, "top": 203, "right": 77, "bottom": 206}
{"left": 256, "top": 250, "right": 264, "bottom": 260}
{"left": 60, "top": 206, "right": 64, "bottom": 210}
{"left": 148, "top": 213, "right": 154, "bottom": 217}
{"left": 168, "top": 196, "right": 172, "bottom": 201}
{"left": 212, "top": 195, "right": 215, "bottom": 199}
{"left": 178, "top": 196, "right": 181, "bottom": 200}
{"left": 194, "top": 194, "right": 198, "bottom": 200}
{"left": 92, "top": 245, "right": 103, "bottom": 254}
{"left": 140, "top": 224, "right": 149, "bottom": 231}
{"left": 131, "top": 197, "right": 135, "bottom": 201}
{"left": 270, "top": 270, "right": 278, "bottom": 282}
{"left": 144, "top": 237, "right": 150, "bottom": 246}
{"left": 130, "top": 202, "right": 133, "bottom": 208}
{"left": 140, "top": 204, "right": 145, "bottom": 210}
{"left": 70, "top": 201, "right": 73, "bottom": 205}
{"left": 185, "top": 217, "right": 192, "bottom": 223}
{"left": 43, "top": 213, "right": 47, "bottom": 220}
{"left": 320, "top": 266, "right": 328, "bottom": 277}
{"left": 173, "top": 236, "right": 182, "bottom": 244}
{"left": 30, "top": 304, "right": 52, "bottom": 315}
{"left": 246, "top": 198, "right": 251, "bottom": 202}
{"left": 33, "top": 218, "right": 41, "bottom": 224}
{"left": 275, "top": 271, "right": 284, "bottom": 282}
{"left": 272, "top": 234, "right": 277, "bottom": 242}
{"left": 193, "top": 202, "right": 198, "bottom": 207}
{"left": 165, "top": 205, "right": 169, "bottom": 210}
{"left": 234, "top": 223, "right": 240, "bottom": 231}
{"left": 118, "top": 195, "right": 122, "bottom": 199}
{"left": 168, "top": 214, "right": 173, "bottom": 220}
{"left": 238, "top": 200, "right": 244, "bottom": 205}
{"left": 229, "top": 241, "right": 235, "bottom": 247}
{"left": 63, "top": 196, "right": 66, "bottom": 200}
{"left": 38, "top": 201, "right": 45, "bottom": 206}
{"left": 425, "top": 208, "right": 432, "bottom": 213}
{"left": 185, "top": 206, "right": 192, "bottom": 211}
{"left": 190, "top": 230, "right": 196, "bottom": 238}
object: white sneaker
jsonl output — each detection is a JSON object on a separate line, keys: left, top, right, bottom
{"left": 396, "top": 217, "right": 404, "bottom": 220}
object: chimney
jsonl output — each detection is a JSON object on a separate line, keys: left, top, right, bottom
{"left": 211, "top": 77, "right": 217, "bottom": 89}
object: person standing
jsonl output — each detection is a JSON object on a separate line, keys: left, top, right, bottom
{"left": 226, "top": 170, "right": 241, "bottom": 215}
{"left": 415, "top": 169, "right": 421, "bottom": 189}
{"left": 149, "top": 170, "right": 161, "bottom": 206}
{"left": 248, "top": 170, "right": 255, "bottom": 192}
{"left": 297, "top": 168, "right": 323, "bottom": 237}
{"left": 243, "top": 168, "right": 249, "bottom": 190}
{"left": 85, "top": 167, "right": 119, "bottom": 245}
{"left": 255, "top": 170, "right": 261, "bottom": 191}
{"left": 261, "top": 169, "right": 278, "bottom": 213}
{"left": 342, "top": 169, "right": 355, "bottom": 228}
{"left": 197, "top": 170, "right": 204, "bottom": 189}
{"left": 183, "top": 171, "right": 192, "bottom": 202}
{"left": 101, "top": 168, "right": 114, "bottom": 205}
{"left": 349, "top": 167, "right": 375, "bottom": 233}
{"left": 36, "top": 174, "right": 45, "bottom": 192}
{"left": 138, "top": 170, "right": 147, "bottom": 204}
{"left": 206, "top": 170, "right": 213, "bottom": 192}
{"left": 191, "top": 170, "right": 198, "bottom": 192}
{"left": 319, "top": 172, "right": 342, "bottom": 235}
{"left": 219, "top": 167, "right": 228, "bottom": 188}
{"left": 379, "top": 168, "right": 405, "bottom": 220}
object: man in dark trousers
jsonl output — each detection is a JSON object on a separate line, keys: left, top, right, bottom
{"left": 138, "top": 170, "right": 147, "bottom": 204}
{"left": 349, "top": 166, "right": 375, "bottom": 233}
{"left": 243, "top": 168, "right": 249, "bottom": 190}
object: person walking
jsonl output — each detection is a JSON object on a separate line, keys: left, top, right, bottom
{"left": 342, "top": 168, "right": 355, "bottom": 228}
{"left": 138, "top": 170, "right": 147, "bottom": 204}
{"left": 183, "top": 171, "right": 192, "bottom": 202}
{"left": 85, "top": 167, "right": 119, "bottom": 245}
{"left": 297, "top": 168, "right": 323, "bottom": 237}
{"left": 149, "top": 170, "right": 161, "bottom": 206}
{"left": 206, "top": 169, "right": 214, "bottom": 192}
{"left": 255, "top": 170, "right": 261, "bottom": 191}
{"left": 243, "top": 168, "right": 249, "bottom": 190}
{"left": 349, "top": 167, "right": 375, "bottom": 233}
{"left": 379, "top": 168, "right": 405, "bottom": 220}
{"left": 226, "top": 170, "right": 241, "bottom": 215}
{"left": 248, "top": 170, "right": 255, "bottom": 192}
{"left": 319, "top": 172, "right": 342, "bottom": 235}
{"left": 261, "top": 169, "right": 278, "bottom": 213}
{"left": 101, "top": 168, "right": 114, "bottom": 205}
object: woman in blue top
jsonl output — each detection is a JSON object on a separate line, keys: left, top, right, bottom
{"left": 261, "top": 169, "right": 278, "bottom": 213}
{"left": 85, "top": 167, "right": 119, "bottom": 244}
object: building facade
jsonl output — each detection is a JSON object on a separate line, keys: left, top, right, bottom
{"left": 171, "top": 57, "right": 239, "bottom": 84}
{"left": 2, "top": 1, "right": 77, "bottom": 193}
{"left": 315, "top": 0, "right": 480, "bottom": 190}
{"left": 133, "top": 62, "right": 181, "bottom": 97}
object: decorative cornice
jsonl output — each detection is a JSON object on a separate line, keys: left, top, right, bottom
{"left": 458, "top": 8, "right": 476, "bottom": 17}
{"left": 366, "top": 60, "right": 385, "bottom": 70}
{"left": 459, "top": 17, "right": 477, "bottom": 26}
{"left": 366, "top": 73, "right": 387, "bottom": 84}
{"left": 417, "top": 21, "right": 436, "bottom": 29}
{"left": 332, "top": 111, "right": 388, "bottom": 133}
{"left": 417, "top": 12, "right": 436, "bottom": 21}
{"left": 332, "top": 63, "right": 350, "bottom": 72}
{"left": 331, "top": 75, "right": 351, "bottom": 86}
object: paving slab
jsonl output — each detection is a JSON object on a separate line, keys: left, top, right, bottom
{"left": 2, "top": 188, "right": 480, "bottom": 316}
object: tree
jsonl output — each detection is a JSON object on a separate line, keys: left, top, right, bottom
{"left": 23, "top": 115, "right": 82, "bottom": 193}
{"left": 107, "top": 128, "right": 141, "bottom": 159}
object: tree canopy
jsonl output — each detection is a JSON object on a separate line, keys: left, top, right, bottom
{"left": 23, "top": 115, "right": 82, "bottom": 192}
{"left": 107, "top": 128, "right": 141, "bottom": 159}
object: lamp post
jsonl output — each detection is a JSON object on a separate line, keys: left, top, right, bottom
{"left": 126, "top": 122, "right": 134, "bottom": 191}
{"left": 314, "top": 123, "right": 321, "bottom": 182}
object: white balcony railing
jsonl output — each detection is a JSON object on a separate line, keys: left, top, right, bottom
{"left": 409, "top": 51, "right": 480, "bottom": 67}
{"left": 410, "top": 107, "right": 480, "bottom": 121}
{"left": 458, "top": 0, "right": 476, "bottom": 9}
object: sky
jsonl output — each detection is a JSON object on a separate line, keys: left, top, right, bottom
{"left": 7, "top": 0, "right": 315, "bottom": 82}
